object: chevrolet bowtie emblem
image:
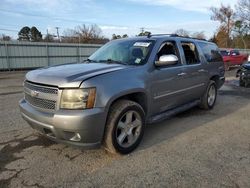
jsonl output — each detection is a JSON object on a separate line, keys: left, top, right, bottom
{"left": 30, "top": 90, "right": 39, "bottom": 97}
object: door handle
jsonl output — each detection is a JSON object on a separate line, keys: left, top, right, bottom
{"left": 177, "top": 72, "right": 187, "bottom": 76}
{"left": 198, "top": 69, "right": 206, "bottom": 73}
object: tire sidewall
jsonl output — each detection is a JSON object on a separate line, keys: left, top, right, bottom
{"left": 111, "top": 104, "right": 145, "bottom": 154}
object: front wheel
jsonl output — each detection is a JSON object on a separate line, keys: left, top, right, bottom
{"left": 239, "top": 77, "right": 245, "bottom": 87}
{"left": 200, "top": 80, "right": 217, "bottom": 110}
{"left": 103, "top": 100, "right": 145, "bottom": 154}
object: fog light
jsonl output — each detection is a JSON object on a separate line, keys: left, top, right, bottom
{"left": 69, "top": 133, "right": 81, "bottom": 142}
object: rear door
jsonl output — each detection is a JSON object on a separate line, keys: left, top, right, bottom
{"left": 176, "top": 41, "right": 208, "bottom": 101}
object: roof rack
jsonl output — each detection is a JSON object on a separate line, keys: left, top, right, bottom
{"left": 147, "top": 34, "right": 178, "bottom": 38}
{"left": 146, "top": 33, "right": 207, "bottom": 41}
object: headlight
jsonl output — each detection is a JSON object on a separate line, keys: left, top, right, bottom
{"left": 60, "top": 88, "right": 96, "bottom": 109}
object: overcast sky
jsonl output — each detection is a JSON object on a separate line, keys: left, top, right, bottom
{"left": 0, "top": 0, "right": 238, "bottom": 39}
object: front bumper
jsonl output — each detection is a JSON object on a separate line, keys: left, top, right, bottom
{"left": 19, "top": 99, "right": 107, "bottom": 148}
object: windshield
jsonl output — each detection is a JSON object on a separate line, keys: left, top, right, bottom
{"left": 88, "top": 39, "right": 155, "bottom": 65}
{"left": 220, "top": 50, "right": 230, "bottom": 56}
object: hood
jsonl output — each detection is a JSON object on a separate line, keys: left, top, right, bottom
{"left": 26, "top": 63, "right": 127, "bottom": 88}
{"left": 242, "top": 63, "right": 250, "bottom": 70}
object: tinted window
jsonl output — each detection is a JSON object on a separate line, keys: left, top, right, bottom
{"left": 198, "top": 42, "right": 222, "bottom": 62}
{"left": 181, "top": 42, "right": 200, "bottom": 65}
{"left": 220, "top": 50, "right": 230, "bottom": 56}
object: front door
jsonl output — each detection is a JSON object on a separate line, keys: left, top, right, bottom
{"left": 150, "top": 41, "right": 190, "bottom": 115}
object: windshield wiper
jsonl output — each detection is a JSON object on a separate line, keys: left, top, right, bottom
{"left": 98, "top": 59, "right": 127, "bottom": 65}
{"left": 84, "top": 58, "right": 98, "bottom": 63}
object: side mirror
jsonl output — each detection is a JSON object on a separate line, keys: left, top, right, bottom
{"left": 155, "top": 55, "right": 178, "bottom": 67}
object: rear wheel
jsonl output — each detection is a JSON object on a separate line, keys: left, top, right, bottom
{"left": 104, "top": 100, "right": 145, "bottom": 154}
{"left": 200, "top": 80, "right": 217, "bottom": 110}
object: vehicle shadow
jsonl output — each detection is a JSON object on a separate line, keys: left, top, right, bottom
{"left": 138, "top": 86, "right": 250, "bottom": 151}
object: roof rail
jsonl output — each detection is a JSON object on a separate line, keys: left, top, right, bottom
{"left": 147, "top": 33, "right": 179, "bottom": 38}
{"left": 147, "top": 33, "right": 207, "bottom": 41}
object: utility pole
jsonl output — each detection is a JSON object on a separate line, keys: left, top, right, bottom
{"left": 140, "top": 27, "right": 145, "bottom": 34}
{"left": 55, "top": 27, "right": 60, "bottom": 42}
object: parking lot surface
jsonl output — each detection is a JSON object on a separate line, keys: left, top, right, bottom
{"left": 0, "top": 70, "right": 250, "bottom": 187}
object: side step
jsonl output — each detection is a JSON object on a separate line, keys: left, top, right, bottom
{"left": 148, "top": 100, "right": 200, "bottom": 124}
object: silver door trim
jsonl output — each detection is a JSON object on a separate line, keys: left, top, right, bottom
{"left": 154, "top": 83, "right": 205, "bottom": 99}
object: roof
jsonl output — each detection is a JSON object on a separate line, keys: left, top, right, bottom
{"left": 128, "top": 34, "right": 213, "bottom": 44}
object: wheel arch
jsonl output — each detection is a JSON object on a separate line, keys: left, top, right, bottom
{"left": 106, "top": 91, "right": 148, "bottom": 116}
{"left": 210, "top": 75, "right": 220, "bottom": 87}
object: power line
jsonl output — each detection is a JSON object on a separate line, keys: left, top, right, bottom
{"left": 140, "top": 27, "right": 145, "bottom": 33}
{"left": 0, "top": 8, "right": 129, "bottom": 28}
{"left": 0, "top": 28, "right": 19, "bottom": 32}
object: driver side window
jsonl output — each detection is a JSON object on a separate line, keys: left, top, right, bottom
{"left": 156, "top": 41, "right": 180, "bottom": 64}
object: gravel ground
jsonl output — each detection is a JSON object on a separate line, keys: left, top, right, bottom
{"left": 0, "top": 69, "right": 250, "bottom": 188}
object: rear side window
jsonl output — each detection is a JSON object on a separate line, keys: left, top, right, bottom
{"left": 198, "top": 42, "right": 222, "bottom": 62}
{"left": 231, "top": 50, "right": 240, "bottom": 56}
{"left": 181, "top": 42, "right": 200, "bottom": 65}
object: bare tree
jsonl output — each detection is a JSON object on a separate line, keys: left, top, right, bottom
{"left": 62, "top": 24, "right": 108, "bottom": 44}
{"left": 191, "top": 31, "right": 206, "bottom": 39}
{"left": 174, "top": 29, "right": 190, "bottom": 37}
{"left": 76, "top": 24, "right": 102, "bottom": 41}
{"left": 0, "top": 34, "right": 11, "bottom": 41}
{"left": 236, "top": 0, "right": 250, "bottom": 24}
{"left": 210, "top": 4, "right": 235, "bottom": 47}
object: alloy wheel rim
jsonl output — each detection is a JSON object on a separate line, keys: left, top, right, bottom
{"left": 208, "top": 85, "right": 216, "bottom": 106}
{"left": 115, "top": 110, "right": 142, "bottom": 148}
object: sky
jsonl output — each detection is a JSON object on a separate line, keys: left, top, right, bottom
{"left": 0, "top": 0, "right": 238, "bottom": 39}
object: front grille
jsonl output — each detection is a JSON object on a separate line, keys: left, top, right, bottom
{"left": 24, "top": 81, "right": 58, "bottom": 94}
{"left": 24, "top": 81, "right": 58, "bottom": 111}
{"left": 25, "top": 94, "right": 56, "bottom": 110}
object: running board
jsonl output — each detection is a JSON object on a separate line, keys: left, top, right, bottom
{"left": 148, "top": 100, "right": 200, "bottom": 124}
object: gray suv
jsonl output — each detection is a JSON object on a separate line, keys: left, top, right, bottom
{"left": 19, "top": 35, "right": 225, "bottom": 154}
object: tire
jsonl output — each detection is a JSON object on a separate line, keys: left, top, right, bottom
{"left": 200, "top": 80, "right": 217, "bottom": 110}
{"left": 103, "top": 100, "right": 145, "bottom": 154}
{"left": 239, "top": 78, "right": 245, "bottom": 87}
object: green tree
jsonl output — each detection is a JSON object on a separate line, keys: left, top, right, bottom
{"left": 116, "top": 35, "right": 121, "bottom": 39}
{"left": 18, "top": 26, "right": 31, "bottom": 41}
{"left": 138, "top": 31, "right": 151, "bottom": 36}
{"left": 30, "top": 26, "right": 42, "bottom": 42}
{"left": 112, "top": 34, "right": 117, "bottom": 40}
{"left": 122, "top": 34, "right": 128, "bottom": 38}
